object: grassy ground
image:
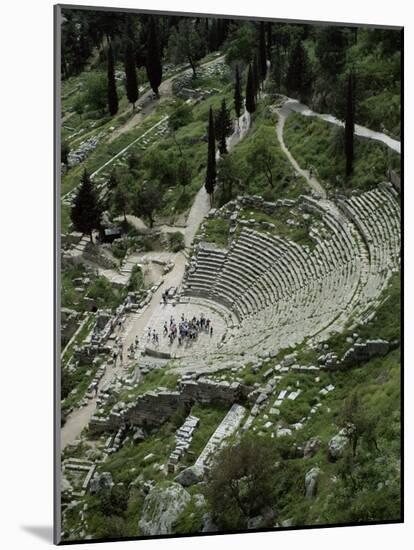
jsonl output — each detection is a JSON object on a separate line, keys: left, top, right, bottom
{"left": 203, "top": 218, "right": 231, "bottom": 247}
{"left": 284, "top": 112, "right": 401, "bottom": 193}
{"left": 117, "top": 367, "right": 180, "bottom": 405}
{"left": 216, "top": 100, "right": 308, "bottom": 207}
{"left": 61, "top": 264, "right": 131, "bottom": 313}
{"left": 239, "top": 206, "right": 316, "bottom": 248}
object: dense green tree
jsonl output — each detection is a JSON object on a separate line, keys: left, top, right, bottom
{"left": 146, "top": 17, "right": 163, "bottom": 96}
{"left": 259, "top": 21, "right": 268, "bottom": 82}
{"left": 107, "top": 42, "right": 118, "bottom": 116}
{"left": 234, "top": 65, "right": 243, "bottom": 121}
{"left": 315, "top": 26, "right": 350, "bottom": 79}
{"left": 225, "top": 22, "right": 257, "bottom": 66}
{"left": 71, "top": 170, "right": 102, "bottom": 242}
{"left": 340, "top": 390, "right": 378, "bottom": 457}
{"left": 218, "top": 153, "right": 243, "bottom": 201}
{"left": 215, "top": 98, "right": 233, "bottom": 155}
{"left": 246, "top": 134, "right": 277, "bottom": 187}
{"left": 285, "top": 40, "right": 312, "bottom": 101}
{"left": 206, "top": 435, "right": 280, "bottom": 529}
{"left": 143, "top": 148, "right": 177, "bottom": 188}
{"left": 83, "top": 72, "right": 107, "bottom": 113}
{"left": 345, "top": 71, "right": 355, "bottom": 178}
{"left": 113, "top": 178, "right": 132, "bottom": 222}
{"left": 124, "top": 40, "right": 139, "bottom": 109}
{"left": 177, "top": 158, "right": 192, "bottom": 193}
{"left": 133, "top": 182, "right": 162, "bottom": 228}
{"left": 168, "top": 101, "right": 194, "bottom": 131}
{"left": 245, "top": 64, "right": 256, "bottom": 114}
{"left": 205, "top": 107, "right": 217, "bottom": 205}
{"left": 168, "top": 19, "right": 206, "bottom": 79}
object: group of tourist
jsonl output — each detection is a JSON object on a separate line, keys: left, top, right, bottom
{"left": 147, "top": 313, "right": 214, "bottom": 348}
{"left": 112, "top": 334, "right": 140, "bottom": 365}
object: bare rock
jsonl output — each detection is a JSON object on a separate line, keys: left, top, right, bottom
{"left": 304, "top": 436, "right": 321, "bottom": 458}
{"left": 138, "top": 482, "right": 191, "bottom": 536}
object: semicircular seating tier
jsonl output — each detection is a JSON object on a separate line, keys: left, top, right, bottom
{"left": 179, "top": 182, "right": 400, "bottom": 359}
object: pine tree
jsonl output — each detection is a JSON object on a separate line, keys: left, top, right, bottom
{"left": 205, "top": 107, "right": 217, "bottom": 205}
{"left": 259, "top": 22, "right": 268, "bottom": 83}
{"left": 234, "top": 65, "right": 243, "bottom": 123}
{"left": 124, "top": 40, "right": 139, "bottom": 109}
{"left": 215, "top": 98, "right": 233, "bottom": 155}
{"left": 107, "top": 42, "right": 118, "bottom": 116}
{"left": 146, "top": 17, "right": 163, "bottom": 97}
{"left": 345, "top": 71, "right": 355, "bottom": 178}
{"left": 71, "top": 170, "right": 102, "bottom": 242}
{"left": 245, "top": 64, "right": 256, "bottom": 114}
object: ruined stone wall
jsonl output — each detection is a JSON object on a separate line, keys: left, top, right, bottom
{"left": 89, "top": 379, "right": 250, "bottom": 434}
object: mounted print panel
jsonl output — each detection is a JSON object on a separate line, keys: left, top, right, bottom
{"left": 54, "top": 4, "right": 402, "bottom": 544}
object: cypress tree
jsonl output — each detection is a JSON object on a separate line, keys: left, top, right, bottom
{"left": 245, "top": 64, "right": 256, "bottom": 114}
{"left": 71, "top": 170, "right": 102, "bottom": 243}
{"left": 107, "top": 42, "right": 118, "bottom": 116}
{"left": 205, "top": 107, "right": 217, "bottom": 205}
{"left": 146, "top": 17, "right": 163, "bottom": 97}
{"left": 215, "top": 98, "right": 233, "bottom": 155}
{"left": 266, "top": 22, "right": 273, "bottom": 59}
{"left": 285, "top": 40, "right": 312, "bottom": 101}
{"left": 234, "top": 65, "right": 243, "bottom": 122}
{"left": 271, "top": 43, "right": 283, "bottom": 90}
{"left": 208, "top": 19, "right": 219, "bottom": 51}
{"left": 259, "top": 22, "right": 267, "bottom": 82}
{"left": 345, "top": 71, "right": 355, "bottom": 178}
{"left": 252, "top": 55, "right": 260, "bottom": 98}
{"left": 107, "top": 168, "right": 118, "bottom": 190}
{"left": 124, "top": 40, "right": 139, "bottom": 109}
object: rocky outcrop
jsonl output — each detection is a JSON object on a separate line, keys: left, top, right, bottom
{"left": 328, "top": 428, "right": 352, "bottom": 461}
{"left": 138, "top": 482, "right": 191, "bottom": 536}
{"left": 304, "top": 436, "right": 321, "bottom": 458}
{"left": 175, "top": 464, "right": 204, "bottom": 487}
{"left": 305, "top": 467, "right": 321, "bottom": 498}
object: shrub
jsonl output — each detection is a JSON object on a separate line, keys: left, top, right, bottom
{"left": 112, "top": 240, "right": 129, "bottom": 261}
{"left": 168, "top": 231, "right": 185, "bottom": 252}
{"left": 127, "top": 265, "right": 144, "bottom": 292}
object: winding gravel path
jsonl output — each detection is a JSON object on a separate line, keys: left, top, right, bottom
{"left": 284, "top": 98, "right": 400, "bottom": 154}
{"left": 276, "top": 102, "right": 327, "bottom": 198}
{"left": 275, "top": 97, "right": 401, "bottom": 199}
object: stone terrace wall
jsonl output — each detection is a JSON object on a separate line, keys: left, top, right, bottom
{"left": 89, "top": 378, "right": 250, "bottom": 434}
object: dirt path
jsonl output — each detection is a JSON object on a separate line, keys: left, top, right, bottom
{"left": 276, "top": 103, "right": 327, "bottom": 198}
{"left": 61, "top": 359, "right": 121, "bottom": 449}
{"left": 108, "top": 55, "right": 225, "bottom": 144}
